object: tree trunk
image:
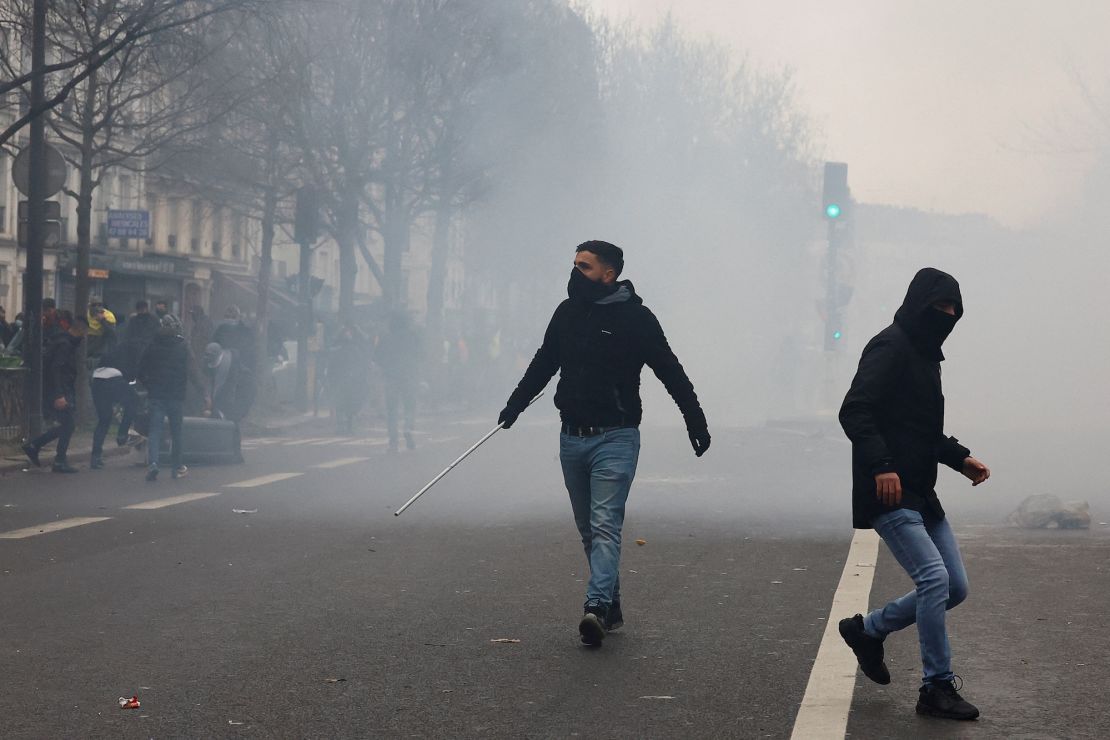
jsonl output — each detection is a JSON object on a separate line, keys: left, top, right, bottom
{"left": 253, "top": 181, "right": 277, "bottom": 393}
{"left": 382, "top": 183, "right": 407, "bottom": 311}
{"left": 426, "top": 199, "right": 452, "bottom": 345}
{"left": 72, "top": 67, "right": 97, "bottom": 425}
{"left": 337, "top": 183, "right": 359, "bottom": 316}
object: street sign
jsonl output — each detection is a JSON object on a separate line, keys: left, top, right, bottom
{"left": 17, "top": 220, "right": 60, "bottom": 247}
{"left": 12, "top": 143, "right": 68, "bottom": 197}
{"left": 107, "top": 209, "right": 150, "bottom": 239}
{"left": 18, "top": 199, "right": 61, "bottom": 220}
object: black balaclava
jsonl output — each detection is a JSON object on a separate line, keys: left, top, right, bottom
{"left": 567, "top": 267, "right": 618, "bottom": 304}
{"left": 893, "top": 267, "right": 963, "bottom": 361}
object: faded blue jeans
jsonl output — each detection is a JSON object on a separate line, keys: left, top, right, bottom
{"left": 560, "top": 427, "right": 641, "bottom": 608}
{"left": 147, "top": 397, "right": 184, "bottom": 470}
{"left": 864, "top": 508, "right": 969, "bottom": 684}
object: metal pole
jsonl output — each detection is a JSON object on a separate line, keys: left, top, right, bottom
{"left": 23, "top": 0, "right": 47, "bottom": 437}
{"left": 394, "top": 392, "right": 544, "bottom": 517}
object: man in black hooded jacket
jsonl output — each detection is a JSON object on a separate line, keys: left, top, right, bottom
{"left": 498, "top": 240, "right": 710, "bottom": 646}
{"left": 838, "top": 267, "right": 991, "bottom": 721}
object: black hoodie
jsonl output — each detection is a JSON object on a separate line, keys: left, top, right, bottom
{"left": 839, "top": 268, "right": 972, "bottom": 528}
{"left": 506, "top": 280, "right": 706, "bottom": 430}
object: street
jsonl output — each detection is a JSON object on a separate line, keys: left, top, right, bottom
{"left": 1, "top": 416, "right": 1107, "bottom": 739}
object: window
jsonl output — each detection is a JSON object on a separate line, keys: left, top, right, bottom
{"left": 0, "top": 153, "right": 7, "bottom": 234}
{"left": 119, "top": 175, "right": 132, "bottom": 208}
{"left": 190, "top": 199, "right": 202, "bottom": 253}
{"left": 167, "top": 198, "right": 179, "bottom": 250}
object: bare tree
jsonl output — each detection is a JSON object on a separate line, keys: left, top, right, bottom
{"left": 0, "top": 0, "right": 259, "bottom": 149}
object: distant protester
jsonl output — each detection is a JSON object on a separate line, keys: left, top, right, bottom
{"left": 138, "top": 314, "right": 208, "bottom": 481}
{"left": 211, "top": 305, "right": 256, "bottom": 371}
{"left": 497, "top": 240, "right": 710, "bottom": 647}
{"left": 22, "top": 312, "right": 88, "bottom": 473}
{"left": 838, "top": 268, "right": 992, "bottom": 722}
{"left": 376, "top": 313, "right": 420, "bottom": 450}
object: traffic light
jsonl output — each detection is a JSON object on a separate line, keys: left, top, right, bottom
{"left": 822, "top": 162, "right": 850, "bottom": 220}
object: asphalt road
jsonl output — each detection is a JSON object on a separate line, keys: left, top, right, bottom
{"left": 1, "top": 414, "right": 1107, "bottom": 739}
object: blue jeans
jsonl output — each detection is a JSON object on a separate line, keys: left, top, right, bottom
{"left": 147, "top": 398, "right": 184, "bottom": 470}
{"left": 559, "top": 427, "right": 640, "bottom": 608}
{"left": 864, "top": 508, "right": 969, "bottom": 684}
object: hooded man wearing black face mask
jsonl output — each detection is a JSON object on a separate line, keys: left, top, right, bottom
{"left": 838, "top": 267, "right": 991, "bottom": 722}
{"left": 498, "top": 240, "right": 710, "bottom": 647}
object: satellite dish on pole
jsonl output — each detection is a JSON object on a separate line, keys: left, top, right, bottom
{"left": 12, "top": 142, "right": 68, "bottom": 197}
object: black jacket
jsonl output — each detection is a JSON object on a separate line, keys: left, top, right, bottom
{"left": 43, "top": 331, "right": 81, "bottom": 402}
{"left": 506, "top": 281, "right": 706, "bottom": 430}
{"left": 839, "top": 268, "right": 971, "bottom": 528}
{"left": 138, "top": 333, "right": 192, "bottom": 401}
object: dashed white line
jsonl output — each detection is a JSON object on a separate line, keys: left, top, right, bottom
{"left": 123, "top": 492, "right": 221, "bottom": 510}
{"left": 224, "top": 472, "right": 303, "bottom": 488}
{"left": 790, "top": 528, "right": 881, "bottom": 740}
{"left": 281, "top": 437, "right": 330, "bottom": 446}
{"left": 0, "top": 516, "right": 113, "bottom": 539}
{"left": 312, "top": 457, "right": 370, "bottom": 469}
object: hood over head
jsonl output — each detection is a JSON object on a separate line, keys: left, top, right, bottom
{"left": 893, "top": 267, "right": 963, "bottom": 360}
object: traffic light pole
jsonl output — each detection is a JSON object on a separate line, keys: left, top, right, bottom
{"left": 23, "top": 0, "right": 47, "bottom": 437}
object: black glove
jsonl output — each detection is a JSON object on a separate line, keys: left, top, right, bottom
{"left": 498, "top": 405, "right": 521, "bottom": 429}
{"left": 688, "top": 426, "right": 711, "bottom": 457}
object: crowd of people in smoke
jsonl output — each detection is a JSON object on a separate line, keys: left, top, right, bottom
{"left": 1, "top": 297, "right": 520, "bottom": 475}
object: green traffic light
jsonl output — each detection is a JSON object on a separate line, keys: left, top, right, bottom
{"left": 825, "top": 203, "right": 842, "bottom": 219}
{"left": 833, "top": 330, "right": 842, "bottom": 340}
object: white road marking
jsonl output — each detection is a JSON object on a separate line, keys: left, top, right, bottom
{"left": 790, "top": 528, "right": 881, "bottom": 740}
{"left": 312, "top": 457, "right": 370, "bottom": 469}
{"left": 123, "top": 492, "right": 221, "bottom": 510}
{"left": 0, "top": 516, "right": 112, "bottom": 539}
{"left": 224, "top": 472, "right": 303, "bottom": 488}
{"left": 281, "top": 437, "right": 330, "bottom": 446}
{"left": 309, "top": 439, "right": 341, "bottom": 446}
{"left": 341, "top": 439, "right": 389, "bottom": 447}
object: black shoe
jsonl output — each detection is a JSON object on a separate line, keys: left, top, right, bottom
{"left": 578, "top": 603, "right": 607, "bottom": 646}
{"left": 21, "top": 443, "right": 41, "bottom": 468}
{"left": 116, "top": 435, "right": 129, "bottom": 447}
{"left": 916, "top": 677, "right": 980, "bottom": 721}
{"left": 51, "top": 461, "right": 79, "bottom": 474}
{"left": 145, "top": 464, "right": 159, "bottom": 481}
{"left": 839, "top": 614, "right": 891, "bottom": 685}
{"left": 90, "top": 454, "right": 104, "bottom": 470}
{"left": 604, "top": 600, "right": 624, "bottom": 631}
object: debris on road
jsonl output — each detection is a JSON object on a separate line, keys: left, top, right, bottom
{"left": 118, "top": 696, "right": 140, "bottom": 709}
{"left": 635, "top": 539, "right": 647, "bottom": 546}
{"left": 231, "top": 509, "right": 258, "bottom": 515}
{"left": 489, "top": 638, "right": 521, "bottom": 644}
{"left": 228, "top": 720, "right": 245, "bottom": 725}
{"left": 324, "top": 678, "right": 346, "bottom": 683}
{"left": 639, "top": 695, "right": 675, "bottom": 700}
{"left": 1008, "top": 494, "right": 1090, "bottom": 529}
{"left": 770, "top": 580, "right": 783, "bottom": 584}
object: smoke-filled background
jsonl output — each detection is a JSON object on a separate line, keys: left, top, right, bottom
{"left": 5, "top": 0, "right": 1109, "bottom": 515}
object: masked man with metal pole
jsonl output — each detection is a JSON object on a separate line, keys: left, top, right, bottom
{"left": 838, "top": 268, "right": 990, "bottom": 721}
{"left": 498, "top": 240, "right": 711, "bottom": 646}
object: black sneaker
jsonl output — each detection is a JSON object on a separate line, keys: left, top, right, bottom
{"left": 51, "top": 461, "right": 79, "bottom": 474}
{"left": 145, "top": 464, "right": 159, "bottom": 481}
{"left": 578, "top": 603, "right": 607, "bottom": 646}
{"left": 116, "top": 434, "right": 129, "bottom": 447}
{"left": 21, "top": 443, "right": 41, "bottom": 468}
{"left": 839, "top": 614, "right": 891, "bottom": 684}
{"left": 90, "top": 454, "right": 104, "bottom": 470}
{"left": 604, "top": 600, "right": 624, "bottom": 631}
{"left": 916, "top": 677, "right": 980, "bottom": 721}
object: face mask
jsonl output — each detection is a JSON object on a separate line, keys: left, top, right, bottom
{"left": 567, "top": 268, "right": 616, "bottom": 303}
{"left": 919, "top": 307, "right": 959, "bottom": 348}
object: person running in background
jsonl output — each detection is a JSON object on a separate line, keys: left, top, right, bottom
{"left": 22, "top": 312, "right": 88, "bottom": 473}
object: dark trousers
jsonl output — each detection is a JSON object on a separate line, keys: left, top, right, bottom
{"left": 30, "top": 398, "right": 76, "bottom": 463}
{"left": 147, "top": 397, "right": 184, "bottom": 470}
{"left": 386, "top": 379, "right": 416, "bottom": 446}
{"left": 91, "top": 377, "right": 136, "bottom": 456}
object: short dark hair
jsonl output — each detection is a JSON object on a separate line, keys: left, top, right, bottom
{"left": 575, "top": 240, "right": 624, "bottom": 277}
{"left": 42, "top": 298, "right": 56, "bottom": 310}
{"left": 155, "top": 299, "right": 168, "bottom": 307}
{"left": 136, "top": 300, "right": 149, "bottom": 311}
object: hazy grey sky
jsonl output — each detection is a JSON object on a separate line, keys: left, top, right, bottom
{"left": 582, "top": 0, "right": 1110, "bottom": 227}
